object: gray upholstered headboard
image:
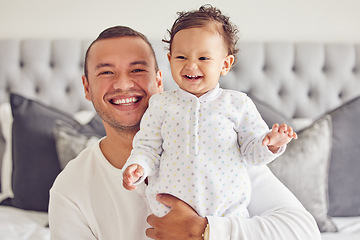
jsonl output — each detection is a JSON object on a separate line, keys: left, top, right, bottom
{"left": 1, "top": 39, "right": 360, "bottom": 119}
{"left": 0, "top": 39, "right": 93, "bottom": 114}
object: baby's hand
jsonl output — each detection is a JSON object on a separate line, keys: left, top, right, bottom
{"left": 123, "top": 164, "right": 144, "bottom": 191}
{"left": 262, "top": 123, "right": 298, "bottom": 153}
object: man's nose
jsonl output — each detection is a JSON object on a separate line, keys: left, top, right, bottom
{"left": 113, "top": 74, "right": 135, "bottom": 90}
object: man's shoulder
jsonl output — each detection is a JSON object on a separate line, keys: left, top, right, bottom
{"left": 51, "top": 142, "right": 100, "bottom": 192}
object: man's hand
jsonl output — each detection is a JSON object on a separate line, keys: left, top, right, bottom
{"left": 122, "top": 164, "right": 144, "bottom": 190}
{"left": 146, "top": 194, "right": 208, "bottom": 240}
{"left": 262, "top": 123, "right": 298, "bottom": 153}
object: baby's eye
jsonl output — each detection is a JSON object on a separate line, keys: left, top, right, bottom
{"left": 176, "top": 56, "right": 186, "bottom": 59}
{"left": 199, "top": 57, "right": 210, "bottom": 60}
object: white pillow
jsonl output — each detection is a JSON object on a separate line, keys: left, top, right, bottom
{"left": 0, "top": 103, "right": 14, "bottom": 200}
{"left": 73, "top": 110, "right": 96, "bottom": 125}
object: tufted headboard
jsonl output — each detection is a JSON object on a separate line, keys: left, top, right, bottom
{"left": 1, "top": 39, "right": 360, "bottom": 119}
{"left": 0, "top": 39, "right": 93, "bottom": 114}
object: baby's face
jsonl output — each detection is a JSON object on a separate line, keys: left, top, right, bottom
{"left": 168, "top": 26, "right": 234, "bottom": 97}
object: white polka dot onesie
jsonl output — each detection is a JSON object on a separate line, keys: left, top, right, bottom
{"left": 124, "top": 84, "right": 285, "bottom": 217}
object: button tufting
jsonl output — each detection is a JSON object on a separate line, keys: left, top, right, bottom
{"left": 65, "top": 85, "right": 71, "bottom": 94}
{"left": 307, "top": 90, "right": 313, "bottom": 98}
{"left": 35, "top": 86, "right": 40, "bottom": 93}
{"left": 338, "top": 92, "right": 344, "bottom": 99}
{"left": 6, "top": 84, "right": 11, "bottom": 93}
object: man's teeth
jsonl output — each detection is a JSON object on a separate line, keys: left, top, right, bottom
{"left": 113, "top": 97, "right": 138, "bottom": 105}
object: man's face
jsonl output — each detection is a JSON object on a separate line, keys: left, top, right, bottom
{"left": 82, "top": 37, "right": 163, "bottom": 131}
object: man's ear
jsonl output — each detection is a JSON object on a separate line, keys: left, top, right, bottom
{"left": 82, "top": 75, "right": 91, "bottom": 101}
{"left": 156, "top": 70, "right": 164, "bottom": 93}
{"left": 221, "top": 55, "right": 235, "bottom": 76}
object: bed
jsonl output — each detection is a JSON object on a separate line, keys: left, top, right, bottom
{"left": 1, "top": 39, "right": 360, "bottom": 239}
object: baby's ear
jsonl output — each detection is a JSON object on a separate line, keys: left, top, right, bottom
{"left": 221, "top": 55, "right": 235, "bottom": 76}
{"left": 167, "top": 52, "right": 172, "bottom": 62}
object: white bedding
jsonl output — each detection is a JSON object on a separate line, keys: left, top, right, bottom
{"left": 322, "top": 217, "right": 360, "bottom": 240}
{"left": 0, "top": 206, "right": 49, "bottom": 240}
{"left": 1, "top": 204, "right": 360, "bottom": 240}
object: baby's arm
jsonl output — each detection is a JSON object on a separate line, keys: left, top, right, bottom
{"left": 123, "top": 164, "right": 144, "bottom": 191}
{"left": 262, "top": 123, "right": 298, "bottom": 153}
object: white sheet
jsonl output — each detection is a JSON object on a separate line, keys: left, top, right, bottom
{"left": 0, "top": 206, "right": 49, "bottom": 240}
{"left": 1, "top": 205, "right": 360, "bottom": 240}
{"left": 322, "top": 217, "right": 360, "bottom": 240}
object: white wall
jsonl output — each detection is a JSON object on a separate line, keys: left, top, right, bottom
{"left": 1, "top": 0, "right": 360, "bottom": 43}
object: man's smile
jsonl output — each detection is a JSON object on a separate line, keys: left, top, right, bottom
{"left": 112, "top": 97, "right": 141, "bottom": 105}
{"left": 109, "top": 96, "right": 142, "bottom": 106}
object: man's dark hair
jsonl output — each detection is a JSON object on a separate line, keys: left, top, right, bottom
{"left": 163, "top": 4, "right": 239, "bottom": 64}
{"left": 84, "top": 26, "right": 159, "bottom": 78}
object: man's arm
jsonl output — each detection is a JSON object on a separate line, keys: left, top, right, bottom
{"left": 49, "top": 189, "right": 97, "bottom": 240}
{"left": 146, "top": 194, "right": 207, "bottom": 240}
{"left": 147, "top": 165, "right": 321, "bottom": 240}
{"left": 205, "top": 165, "right": 321, "bottom": 239}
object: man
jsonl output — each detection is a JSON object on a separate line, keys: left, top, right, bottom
{"left": 49, "top": 26, "right": 321, "bottom": 239}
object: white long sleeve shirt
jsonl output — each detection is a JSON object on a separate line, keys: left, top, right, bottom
{"left": 125, "top": 86, "right": 284, "bottom": 217}
{"left": 49, "top": 139, "right": 321, "bottom": 240}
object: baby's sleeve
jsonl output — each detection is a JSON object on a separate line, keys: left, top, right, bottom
{"left": 236, "top": 95, "right": 284, "bottom": 165}
{"left": 123, "top": 95, "right": 164, "bottom": 181}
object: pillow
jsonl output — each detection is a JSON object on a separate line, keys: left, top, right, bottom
{"left": 0, "top": 93, "right": 105, "bottom": 212}
{"left": 248, "top": 94, "right": 292, "bottom": 129}
{"left": 54, "top": 120, "right": 100, "bottom": 170}
{"left": 0, "top": 103, "right": 13, "bottom": 199}
{"left": 0, "top": 109, "right": 4, "bottom": 193}
{"left": 268, "top": 115, "right": 337, "bottom": 232}
{"left": 327, "top": 96, "right": 360, "bottom": 217}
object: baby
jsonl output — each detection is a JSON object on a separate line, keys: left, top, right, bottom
{"left": 123, "top": 5, "right": 297, "bottom": 218}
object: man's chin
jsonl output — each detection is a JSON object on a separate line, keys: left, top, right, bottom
{"left": 110, "top": 121, "right": 140, "bottom": 133}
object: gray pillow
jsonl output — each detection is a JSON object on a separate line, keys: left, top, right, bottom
{"left": 328, "top": 96, "right": 360, "bottom": 217}
{"left": 268, "top": 115, "right": 337, "bottom": 232}
{"left": 54, "top": 121, "right": 100, "bottom": 170}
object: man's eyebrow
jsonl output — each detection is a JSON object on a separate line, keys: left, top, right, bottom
{"left": 95, "top": 63, "right": 114, "bottom": 69}
{"left": 94, "top": 61, "right": 149, "bottom": 69}
{"left": 130, "top": 61, "right": 149, "bottom": 67}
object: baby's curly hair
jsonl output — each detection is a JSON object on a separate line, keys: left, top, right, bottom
{"left": 163, "top": 4, "right": 239, "bottom": 64}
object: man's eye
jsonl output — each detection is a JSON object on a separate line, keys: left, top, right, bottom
{"left": 99, "top": 71, "right": 113, "bottom": 75}
{"left": 199, "top": 57, "right": 210, "bottom": 60}
{"left": 132, "top": 69, "right": 145, "bottom": 73}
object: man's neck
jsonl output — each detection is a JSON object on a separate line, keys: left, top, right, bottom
{"left": 100, "top": 129, "right": 137, "bottom": 169}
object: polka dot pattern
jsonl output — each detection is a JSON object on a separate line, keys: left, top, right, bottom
{"left": 127, "top": 86, "right": 278, "bottom": 217}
